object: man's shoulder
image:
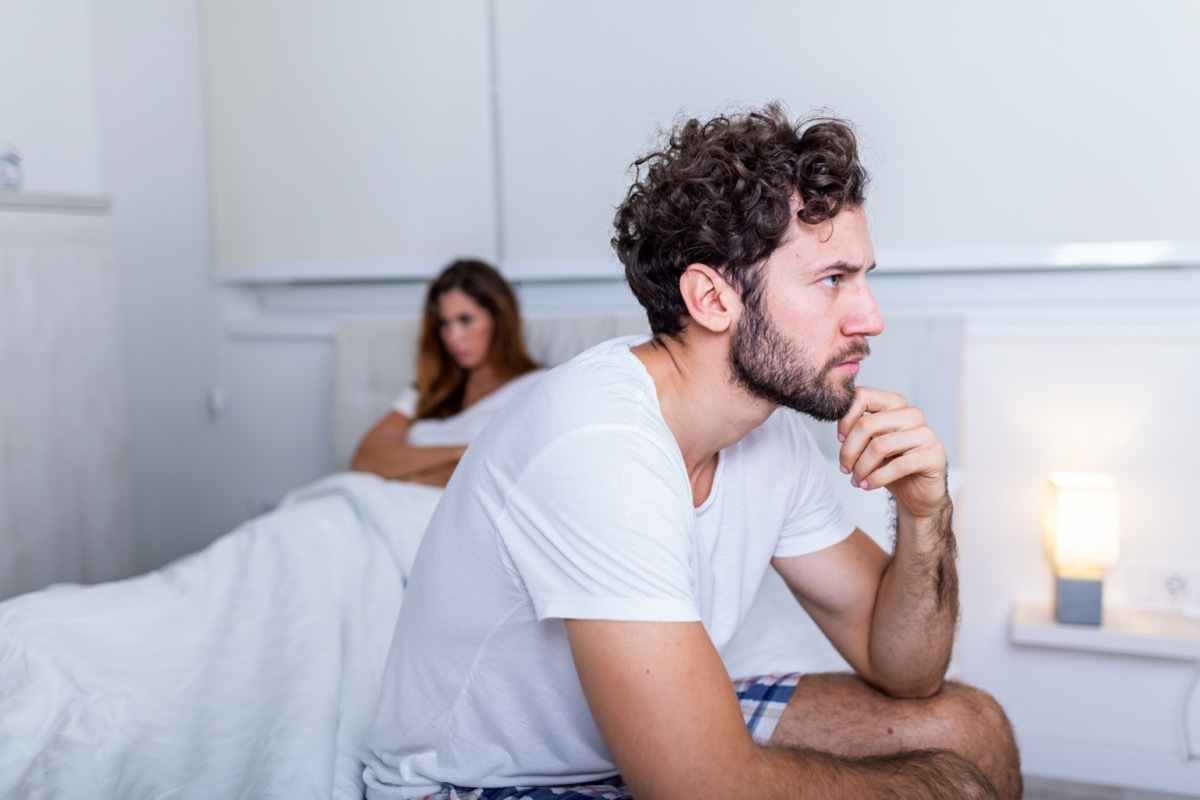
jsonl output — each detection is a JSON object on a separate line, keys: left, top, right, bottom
{"left": 546, "top": 334, "right": 651, "bottom": 379}
{"left": 473, "top": 335, "right": 668, "bottom": 459}
{"left": 530, "top": 336, "right": 658, "bottom": 417}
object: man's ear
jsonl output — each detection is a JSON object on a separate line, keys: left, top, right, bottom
{"left": 679, "top": 264, "right": 739, "bottom": 334}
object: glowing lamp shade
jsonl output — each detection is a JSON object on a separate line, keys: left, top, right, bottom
{"left": 1044, "top": 472, "right": 1120, "bottom": 625}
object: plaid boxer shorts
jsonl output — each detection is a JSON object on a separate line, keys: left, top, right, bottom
{"left": 426, "top": 672, "right": 802, "bottom": 800}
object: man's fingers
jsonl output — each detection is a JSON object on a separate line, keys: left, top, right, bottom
{"left": 856, "top": 439, "right": 945, "bottom": 493}
{"left": 836, "top": 386, "right": 909, "bottom": 443}
{"left": 839, "top": 406, "right": 927, "bottom": 474}
{"left": 843, "top": 427, "right": 931, "bottom": 486}
{"left": 835, "top": 387, "right": 949, "bottom": 519}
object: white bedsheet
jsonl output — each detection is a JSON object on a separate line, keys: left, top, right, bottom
{"left": 0, "top": 472, "right": 442, "bottom": 800}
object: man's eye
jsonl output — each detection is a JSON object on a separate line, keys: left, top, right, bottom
{"left": 821, "top": 274, "right": 840, "bottom": 287}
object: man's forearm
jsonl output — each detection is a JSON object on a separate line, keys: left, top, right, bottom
{"left": 756, "top": 744, "right": 997, "bottom": 800}
{"left": 867, "top": 496, "right": 958, "bottom": 696}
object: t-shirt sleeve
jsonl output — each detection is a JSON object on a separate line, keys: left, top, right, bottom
{"left": 771, "top": 415, "right": 855, "bottom": 559}
{"left": 391, "top": 386, "right": 419, "bottom": 419}
{"left": 497, "top": 425, "right": 702, "bottom": 624}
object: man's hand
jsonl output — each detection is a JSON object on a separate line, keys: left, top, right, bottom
{"left": 836, "top": 386, "right": 949, "bottom": 521}
{"left": 776, "top": 384, "right": 960, "bottom": 697}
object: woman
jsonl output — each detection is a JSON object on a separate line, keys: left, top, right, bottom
{"left": 351, "top": 259, "right": 541, "bottom": 487}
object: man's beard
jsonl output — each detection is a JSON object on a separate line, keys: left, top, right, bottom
{"left": 729, "top": 295, "right": 868, "bottom": 422}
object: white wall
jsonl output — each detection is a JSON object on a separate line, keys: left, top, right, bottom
{"left": 958, "top": 328, "right": 1200, "bottom": 791}
{"left": 91, "top": 0, "right": 246, "bottom": 569}
{"left": 857, "top": 265, "right": 1200, "bottom": 793}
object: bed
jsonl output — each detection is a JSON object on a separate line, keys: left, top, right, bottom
{"left": 0, "top": 313, "right": 963, "bottom": 799}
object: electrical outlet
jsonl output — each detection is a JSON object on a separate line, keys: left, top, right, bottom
{"left": 1124, "top": 560, "right": 1200, "bottom": 614}
{"left": 207, "top": 388, "right": 228, "bottom": 422}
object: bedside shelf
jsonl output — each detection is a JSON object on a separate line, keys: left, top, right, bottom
{"left": 1011, "top": 603, "right": 1200, "bottom": 661}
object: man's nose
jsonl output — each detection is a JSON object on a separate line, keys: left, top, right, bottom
{"left": 847, "top": 284, "right": 885, "bottom": 338}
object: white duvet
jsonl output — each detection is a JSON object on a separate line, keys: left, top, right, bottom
{"left": 0, "top": 472, "right": 442, "bottom": 800}
{"left": 0, "top": 461, "right": 942, "bottom": 799}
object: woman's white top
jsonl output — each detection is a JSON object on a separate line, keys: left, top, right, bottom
{"left": 391, "top": 370, "right": 545, "bottom": 446}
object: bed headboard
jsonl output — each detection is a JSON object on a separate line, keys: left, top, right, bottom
{"left": 331, "top": 314, "right": 964, "bottom": 472}
{"left": 331, "top": 315, "right": 652, "bottom": 470}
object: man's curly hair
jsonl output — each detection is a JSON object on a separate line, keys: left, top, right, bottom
{"left": 612, "top": 102, "right": 868, "bottom": 338}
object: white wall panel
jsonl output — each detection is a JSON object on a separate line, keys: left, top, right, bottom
{"left": 494, "top": 0, "right": 1200, "bottom": 266}
{"left": 0, "top": 0, "right": 103, "bottom": 195}
{"left": 200, "top": 0, "right": 1200, "bottom": 280}
{"left": 201, "top": 0, "right": 497, "bottom": 272}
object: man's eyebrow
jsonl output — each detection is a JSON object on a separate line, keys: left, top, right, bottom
{"left": 817, "top": 261, "right": 875, "bottom": 276}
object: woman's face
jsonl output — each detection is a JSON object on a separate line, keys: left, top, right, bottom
{"left": 436, "top": 288, "right": 495, "bottom": 371}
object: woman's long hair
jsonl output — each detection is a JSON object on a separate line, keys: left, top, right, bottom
{"left": 414, "top": 259, "right": 539, "bottom": 420}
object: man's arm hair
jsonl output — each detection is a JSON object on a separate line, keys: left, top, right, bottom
{"left": 565, "top": 618, "right": 994, "bottom": 800}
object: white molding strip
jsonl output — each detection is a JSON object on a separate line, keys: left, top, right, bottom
{"left": 225, "top": 320, "right": 341, "bottom": 342}
{"left": 212, "top": 241, "right": 1200, "bottom": 286}
{"left": 214, "top": 257, "right": 626, "bottom": 285}
{"left": 217, "top": 264, "right": 1200, "bottom": 342}
{"left": 214, "top": 259, "right": 438, "bottom": 285}
{"left": 876, "top": 240, "right": 1200, "bottom": 274}
{"left": 0, "top": 192, "right": 111, "bottom": 213}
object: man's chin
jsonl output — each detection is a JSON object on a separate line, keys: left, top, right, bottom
{"left": 785, "top": 380, "right": 856, "bottom": 422}
{"left": 792, "top": 401, "right": 851, "bottom": 423}
{"left": 731, "top": 356, "right": 857, "bottom": 421}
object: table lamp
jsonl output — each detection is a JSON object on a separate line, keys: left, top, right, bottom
{"left": 1045, "top": 472, "right": 1120, "bottom": 625}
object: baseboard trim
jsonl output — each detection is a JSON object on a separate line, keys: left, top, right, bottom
{"left": 1020, "top": 733, "right": 1200, "bottom": 795}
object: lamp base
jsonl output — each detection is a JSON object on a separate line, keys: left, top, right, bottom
{"left": 1055, "top": 575, "right": 1103, "bottom": 625}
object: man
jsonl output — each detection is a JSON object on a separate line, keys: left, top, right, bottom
{"left": 364, "top": 103, "right": 1021, "bottom": 799}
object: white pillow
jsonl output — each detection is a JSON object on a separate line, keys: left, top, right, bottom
{"left": 721, "top": 461, "right": 963, "bottom": 679}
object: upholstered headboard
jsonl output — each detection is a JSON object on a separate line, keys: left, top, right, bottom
{"left": 331, "top": 315, "right": 652, "bottom": 470}
{"left": 330, "top": 313, "right": 964, "bottom": 472}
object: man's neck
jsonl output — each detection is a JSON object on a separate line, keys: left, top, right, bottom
{"left": 631, "top": 333, "right": 774, "bottom": 476}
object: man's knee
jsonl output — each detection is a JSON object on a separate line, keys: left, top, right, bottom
{"left": 774, "top": 672, "right": 1017, "bottom": 755}
{"left": 931, "top": 681, "right": 1017, "bottom": 745}
{"left": 929, "top": 682, "right": 1022, "bottom": 800}
{"left": 779, "top": 673, "right": 1022, "bottom": 800}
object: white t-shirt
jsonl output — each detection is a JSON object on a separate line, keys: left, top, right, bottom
{"left": 364, "top": 337, "right": 852, "bottom": 797}
{"left": 391, "top": 370, "right": 545, "bottom": 447}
